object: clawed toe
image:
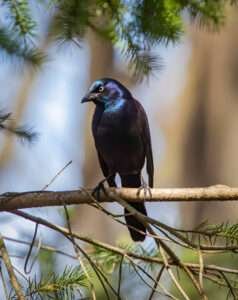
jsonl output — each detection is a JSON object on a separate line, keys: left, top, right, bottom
{"left": 92, "top": 179, "right": 107, "bottom": 201}
{"left": 137, "top": 182, "right": 152, "bottom": 199}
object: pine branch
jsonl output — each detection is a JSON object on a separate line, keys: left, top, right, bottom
{"left": 3, "top": 0, "right": 36, "bottom": 36}
{"left": 8, "top": 209, "right": 238, "bottom": 274}
{"left": 7, "top": 209, "right": 238, "bottom": 299}
{"left": 49, "top": 0, "right": 89, "bottom": 43}
{"left": 24, "top": 266, "right": 88, "bottom": 299}
{"left": 0, "top": 27, "right": 45, "bottom": 67}
{"left": 1, "top": 0, "right": 238, "bottom": 77}
{"left": 0, "top": 110, "right": 38, "bottom": 143}
{"left": 47, "top": 0, "right": 238, "bottom": 79}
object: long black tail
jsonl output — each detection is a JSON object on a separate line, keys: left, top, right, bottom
{"left": 121, "top": 174, "right": 147, "bottom": 242}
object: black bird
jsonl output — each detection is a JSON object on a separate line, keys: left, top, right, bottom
{"left": 81, "top": 78, "right": 154, "bottom": 241}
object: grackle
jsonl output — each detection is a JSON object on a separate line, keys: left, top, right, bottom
{"left": 81, "top": 78, "right": 154, "bottom": 241}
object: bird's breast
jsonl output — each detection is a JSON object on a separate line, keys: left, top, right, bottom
{"left": 92, "top": 100, "right": 145, "bottom": 173}
{"left": 94, "top": 122, "right": 144, "bottom": 174}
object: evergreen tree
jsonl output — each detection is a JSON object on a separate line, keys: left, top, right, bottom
{"left": 0, "top": 0, "right": 237, "bottom": 78}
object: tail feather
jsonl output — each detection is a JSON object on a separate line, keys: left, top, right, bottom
{"left": 125, "top": 203, "right": 147, "bottom": 241}
{"left": 121, "top": 174, "right": 147, "bottom": 242}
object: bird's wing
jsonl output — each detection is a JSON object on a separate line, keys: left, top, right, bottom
{"left": 92, "top": 106, "right": 116, "bottom": 187}
{"left": 96, "top": 150, "right": 117, "bottom": 187}
{"left": 97, "top": 150, "right": 109, "bottom": 177}
{"left": 135, "top": 100, "right": 154, "bottom": 187}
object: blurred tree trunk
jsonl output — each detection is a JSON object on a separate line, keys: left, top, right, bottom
{"left": 161, "top": 11, "right": 238, "bottom": 299}
{"left": 167, "top": 11, "right": 238, "bottom": 227}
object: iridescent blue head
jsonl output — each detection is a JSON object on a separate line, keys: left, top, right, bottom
{"left": 81, "top": 78, "right": 131, "bottom": 107}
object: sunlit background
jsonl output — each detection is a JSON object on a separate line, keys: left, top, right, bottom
{"left": 1, "top": 3, "right": 238, "bottom": 299}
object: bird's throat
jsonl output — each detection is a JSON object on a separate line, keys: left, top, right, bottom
{"left": 104, "top": 98, "right": 125, "bottom": 112}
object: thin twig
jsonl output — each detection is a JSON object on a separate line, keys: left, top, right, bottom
{"left": 126, "top": 256, "right": 177, "bottom": 299}
{"left": 61, "top": 204, "right": 120, "bottom": 300}
{"left": 117, "top": 255, "right": 124, "bottom": 298}
{"left": 63, "top": 204, "right": 96, "bottom": 300}
{"left": 111, "top": 191, "right": 238, "bottom": 251}
{"left": 71, "top": 239, "right": 118, "bottom": 300}
{"left": 8, "top": 209, "right": 238, "bottom": 299}
{"left": 159, "top": 244, "right": 190, "bottom": 300}
{"left": 198, "top": 248, "right": 204, "bottom": 291}
{"left": 0, "top": 265, "right": 9, "bottom": 300}
{"left": 114, "top": 195, "right": 206, "bottom": 299}
{"left": 42, "top": 160, "right": 72, "bottom": 190}
{"left": 0, "top": 234, "right": 25, "bottom": 300}
{"left": 148, "top": 266, "right": 165, "bottom": 300}
{"left": 24, "top": 222, "right": 40, "bottom": 274}
{"left": 24, "top": 160, "right": 73, "bottom": 274}
{"left": 3, "top": 236, "right": 76, "bottom": 259}
{"left": 9, "top": 210, "right": 238, "bottom": 276}
{"left": 220, "top": 271, "right": 236, "bottom": 300}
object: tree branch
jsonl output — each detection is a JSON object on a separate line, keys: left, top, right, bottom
{"left": 0, "top": 185, "right": 238, "bottom": 211}
{"left": 0, "top": 184, "right": 236, "bottom": 298}
{"left": 0, "top": 234, "right": 25, "bottom": 300}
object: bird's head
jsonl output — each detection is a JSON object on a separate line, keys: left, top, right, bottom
{"left": 81, "top": 78, "right": 131, "bottom": 107}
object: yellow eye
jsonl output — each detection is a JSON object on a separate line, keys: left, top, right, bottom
{"left": 98, "top": 86, "right": 104, "bottom": 92}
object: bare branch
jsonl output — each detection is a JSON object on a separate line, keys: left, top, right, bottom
{"left": 0, "top": 234, "right": 25, "bottom": 300}
{"left": 159, "top": 244, "right": 190, "bottom": 300}
{"left": 1, "top": 184, "right": 238, "bottom": 298}
{"left": 7, "top": 210, "right": 238, "bottom": 276}
{"left": 148, "top": 266, "right": 165, "bottom": 300}
{"left": 1, "top": 185, "right": 238, "bottom": 212}
{"left": 3, "top": 236, "right": 76, "bottom": 259}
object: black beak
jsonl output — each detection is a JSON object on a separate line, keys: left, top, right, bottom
{"left": 81, "top": 92, "right": 99, "bottom": 103}
{"left": 81, "top": 96, "right": 90, "bottom": 103}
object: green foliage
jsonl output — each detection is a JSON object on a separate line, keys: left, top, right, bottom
{"left": 180, "top": 220, "right": 238, "bottom": 246}
{"left": 0, "top": 27, "right": 45, "bottom": 67}
{"left": 176, "top": 240, "right": 238, "bottom": 299}
{"left": 16, "top": 266, "right": 89, "bottom": 299}
{"left": 0, "top": 0, "right": 44, "bottom": 67}
{"left": 205, "top": 222, "right": 238, "bottom": 244}
{"left": 3, "top": 0, "right": 36, "bottom": 36}
{"left": 46, "top": 0, "right": 238, "bottom": 79}
{"left": 0, "top": 110, "right": 38, "bottom": 143}
{"left": 92, "top": 245, "right": 122, "bottom": 274}
{"left": 50, "top": 0, "right": 90, "bottom": 42}
{"left": 0, "top": 0, "right": 237, "bottom": 77}
{"left": 38, "top": 250, "right": 55, "bottom": 278}
{"left": 91, "top": 241, "right": 160, "bottom": 274}
{"left": 8, "top": 223, "right": 238, "bottom": 299}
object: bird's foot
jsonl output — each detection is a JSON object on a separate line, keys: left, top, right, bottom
{"left": 137, "top": 179, "right": 152, "bottom": 200}
{"left": 92, "top": 178, "right": 108, "bottom": 201}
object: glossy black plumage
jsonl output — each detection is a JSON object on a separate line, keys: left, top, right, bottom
{"left": 81, "top": 78, "right": 154, "bottom": 241}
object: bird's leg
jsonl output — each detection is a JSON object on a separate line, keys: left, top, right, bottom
{"left": 137, "top": 175, "right": 152, "bottom": 200}
{"left": 92, "top": 174, "right": 115, "bottom": 201}
{"left": 92, "top": 178, "right": 107, "bottom": 201}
